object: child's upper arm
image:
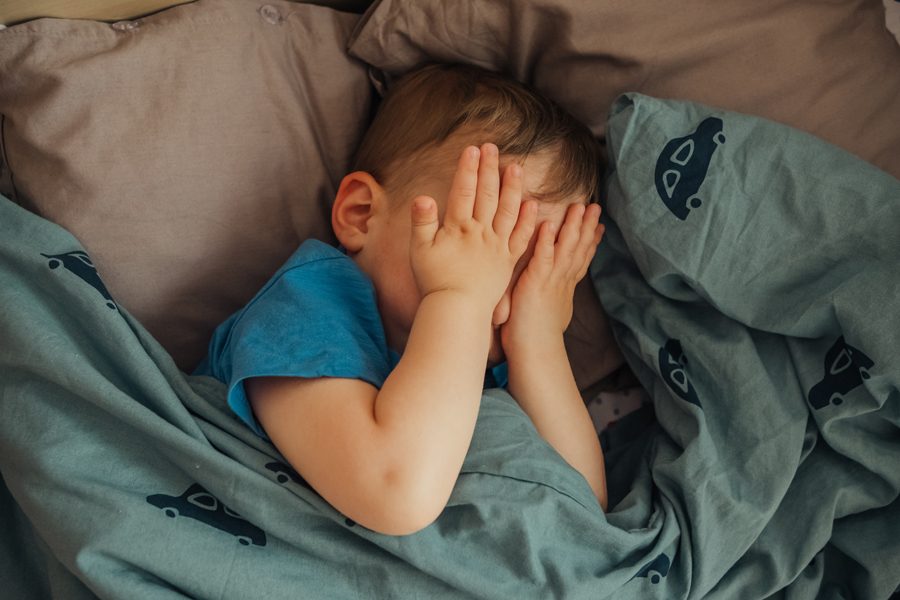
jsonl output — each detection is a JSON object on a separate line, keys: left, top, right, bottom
{"left": 245, "top": 376, "right": 430, "bottom": 535}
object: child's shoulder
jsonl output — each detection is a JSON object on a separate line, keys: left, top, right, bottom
{"left": 252, "top": 238, "right": 364, "bottom": 306}
{"left": 267, "top": 238, "right": 359, "bottom": 283}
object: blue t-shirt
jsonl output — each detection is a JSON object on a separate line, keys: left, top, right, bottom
{"left": 195, "top": 239, "right": 507, "bottom": 438}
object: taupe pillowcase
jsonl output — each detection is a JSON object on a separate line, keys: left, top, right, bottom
{"left": 4, "top": 0, "right": 898, "bottom": 390}
{"left": 348, "top": 0, "right": 900, "bottom": 180}
{"left": 0, "top": 0, "right": 374, "bottom": 371}
{"left": 348, "top": 0, "right": 900, "bottom": 391}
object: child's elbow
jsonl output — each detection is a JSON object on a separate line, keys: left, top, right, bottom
{"left": 365, "top": 508, "right": 439, "bottom": 537}
{"left": 358, "top": 498, "right": 442, "bottom": 537}
{"left": 351, "top": 474, "right": 446, "bottom": 536}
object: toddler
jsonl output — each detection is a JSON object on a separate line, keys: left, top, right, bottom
{"left": 197, "top": 63, "right": 608, "bottom": 535}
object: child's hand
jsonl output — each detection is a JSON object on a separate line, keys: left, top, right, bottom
{"left": 501, "top": 202, "right": 604, "bottom": 359}
{"left": 410, "top": 144, "right": 537, "bottom": 312}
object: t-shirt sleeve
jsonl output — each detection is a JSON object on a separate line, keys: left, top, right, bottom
{"left": 204, "top": 251, "right": 394, "bottom": 438}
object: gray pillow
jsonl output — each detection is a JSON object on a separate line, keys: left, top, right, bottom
{"left": 0, "top": 0, "right": 374, "bottom": 371}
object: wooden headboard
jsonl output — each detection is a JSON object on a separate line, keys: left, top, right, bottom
{"left": 0, "top": 0, "right": 194, "bottom": 25}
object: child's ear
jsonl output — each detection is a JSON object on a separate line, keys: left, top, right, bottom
{"left": 332, "top": 171, "right": 385, "bottom": 254}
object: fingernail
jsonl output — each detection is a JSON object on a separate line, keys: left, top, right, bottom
{"left": 469, "top": 146, "right": 480, "bottom": 160}
{"left": 510, "top": 164, "right": 522, "bottom": 178}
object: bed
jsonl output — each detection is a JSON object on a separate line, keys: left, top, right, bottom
{"left": 1, "top": 1, "right": 899, "bottom": 598}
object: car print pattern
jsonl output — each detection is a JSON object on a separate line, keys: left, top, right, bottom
{"left": 655, "top": 116, "right": 725, "bottom": 220}
{"left": 265, "top": 461, "right": 357, "bottom": 527}
{"left": 808, "top": 336, "right": 874, "bottom": 410}
{"left": 265, "top": 460, "right": 314, "bottom": 490}
{"left": 42, "top": 250, "right": 117, "bottom": 310}
{"left": 633, "top": 553, "right": 671, "bottom": 585}
{"left": 147, "top": 483, "right": 267, "bottom": 546}
{"left": 659, "top": 339, "right": 702, "bottom": 408}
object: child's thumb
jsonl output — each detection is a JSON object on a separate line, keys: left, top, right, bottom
{"left": 410, "top": 195, "right": 438, "bottom": 244}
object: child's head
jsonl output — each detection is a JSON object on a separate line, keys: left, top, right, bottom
{"left": 352, "top": 63, "right": 600, "bottom": 212}
{"left": 331, "top": 63, "right": 602, "bottom": 363}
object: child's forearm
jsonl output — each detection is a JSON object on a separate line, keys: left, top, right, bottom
{"left": 373, "top": 290, "right": 493, "bottom": 514}
{"left": 507, "top": 337, "right": 608, "bottom": 510}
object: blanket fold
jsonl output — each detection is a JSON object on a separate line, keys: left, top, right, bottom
{"left": 591, "top": 93, "right": 900, "bottom": 598}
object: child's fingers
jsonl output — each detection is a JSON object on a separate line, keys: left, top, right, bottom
{"left": 507, "top": 199, "right": 537, "bottom": 259}
{"left": 574, "top": 224, "right": 602, "bottom": 280}
{"left": 528, "top": 220, "right": 556, "bottom": 275}
{"left": 574, "top": 203, "right": 600, "bottom": 249}
{"left": 410, "top": 195, "right": 439, "bottom": 248}
{"left": 555, "top": 203, "right": 586, "bottom": 266}
{"left": 445, "top": 146, "right": 480, "bottom": 226}
{"left": 473, "top": 143, "right": 500, "bottom": 225}
{"left": 574, "top": 206, "right": 603, "bottom": 278}
{"left": 493, "top": 163, "right": 524, "bottom": 239}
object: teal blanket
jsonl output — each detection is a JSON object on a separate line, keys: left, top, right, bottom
{"left": 1, "top": 93, "right": 898, "bottom": 599}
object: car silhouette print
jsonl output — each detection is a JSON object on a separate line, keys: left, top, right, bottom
{"left": 265, "top": 461, "right": 314, "bottom": 490}
{"left": 42, "top": 250, "right": 117, "bottom": 309}
{"left": 146, "top": 483, "right": 266, "bottom": 546}
{"left": 808, "top": 336, "right": 874, "bottom": 410}
{"left": 654, "top": 116, "right": 725, "bottom": 220}
{"left": 658, "top": 339, "right": 701, "bottom": 408}
{"left": 264, "top": 461, "right": 357, "bottom": 527}
{"left": 634, "top": 553, "right": 671, "bottom": 584}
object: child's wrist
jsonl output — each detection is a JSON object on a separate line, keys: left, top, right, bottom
{"left": 504, "top": 328, "right": 567, "bottom": 367}
{"left": 419, "top": 287, "right": 496, "bottom": 322}
{"left": 505, "top": 333, "right": 573, "bottom": 402}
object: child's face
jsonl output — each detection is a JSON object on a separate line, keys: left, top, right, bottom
{"left": 352, "top": 149, "right": 591, "bottom": 366}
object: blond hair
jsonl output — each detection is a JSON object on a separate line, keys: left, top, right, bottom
{"left": 353, "top": 63, "right": 601, "bottom": 207}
